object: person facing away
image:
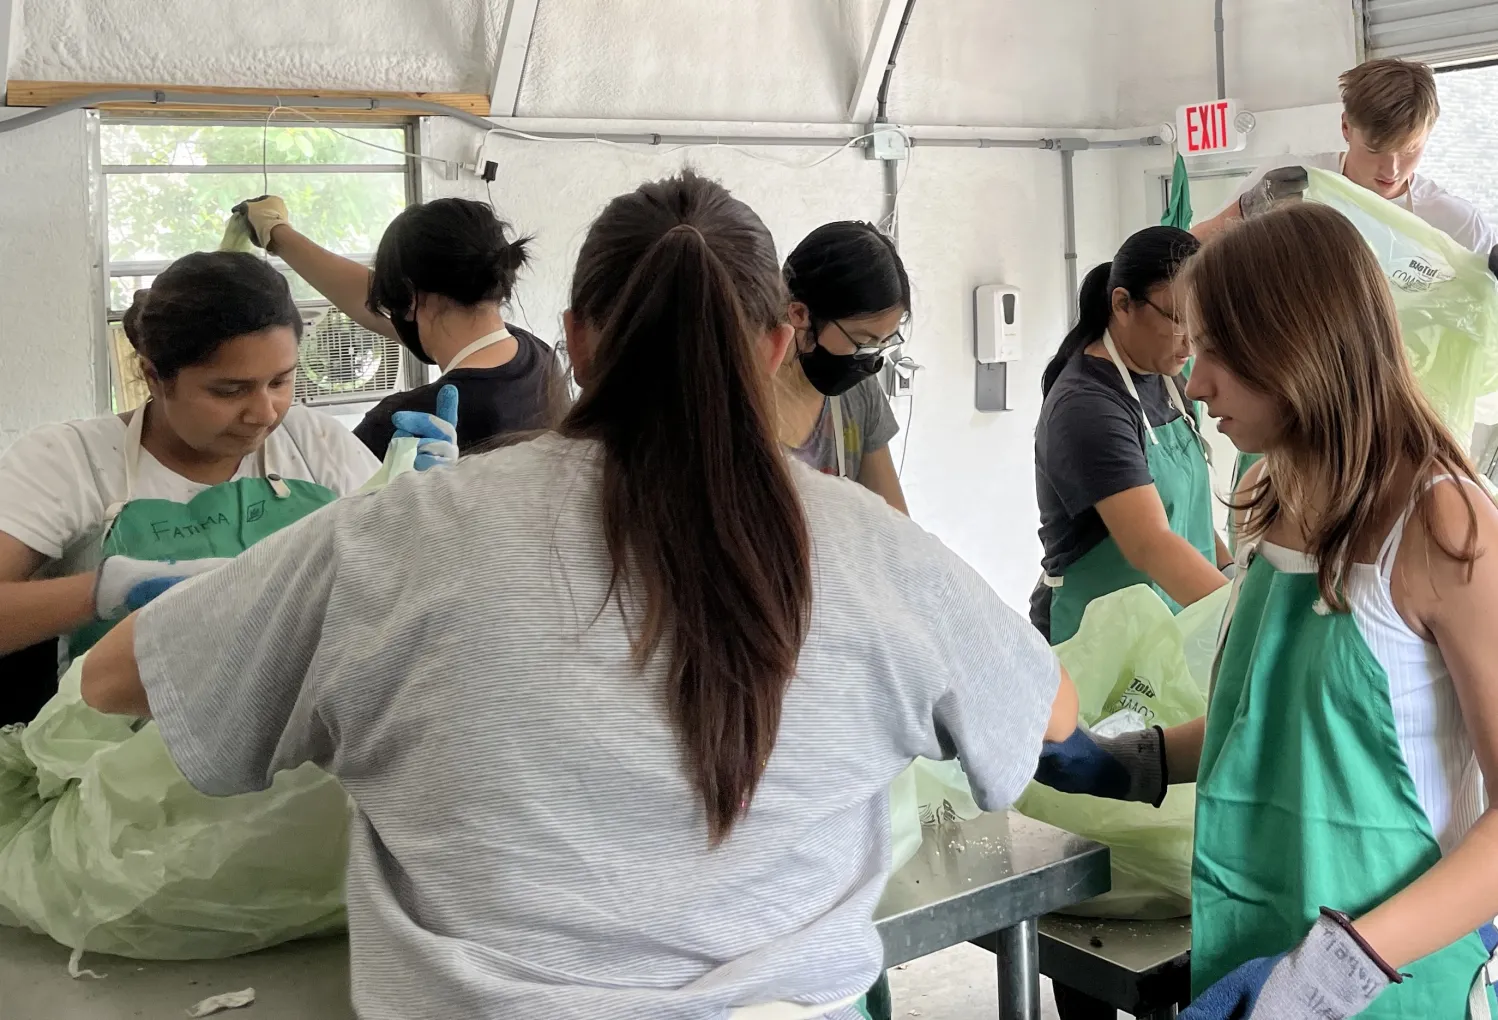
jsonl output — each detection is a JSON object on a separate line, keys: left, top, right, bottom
{"left": 0, "top": 251, "right": 380, "bottom": 722}
{"left": 1037, "top": 202, "right": 1498, "bottom": 1020}
{"left": 1031, "top": 226, "right": 1229, "bottom": 645}
{"left": 776, "top": 221, "right": 909, "bottom": 514}
{"left": 1194, "top": 57, "right": 1496, "bottom": 254}
{"left": 234, "top": 194, "right": 570, "bottom": 458}
{"left": 79, "top": 171, "right": 1079, "bottom": 1020}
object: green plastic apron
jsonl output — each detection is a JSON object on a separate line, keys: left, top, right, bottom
{"left": 67, "top": 403, "right": 338, "bottom": 659}
{"left": 1194, "top": 538, "right": 1498, "bottom": 1018}
{"left": 1045, "top": 335, "right": 1216, "bottom": 645}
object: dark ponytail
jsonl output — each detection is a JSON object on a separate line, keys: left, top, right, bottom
{"left": 562, "top": 171, "right": 811, "bottom": 844}
{"left": 367, "top": 197, "right": 532, "bottom": 319}
{"left": 125, "top": 251, "right": 302, "bottom": 379}
{"left": 1041, "top": 225, "right": 1200, "bottom": 396}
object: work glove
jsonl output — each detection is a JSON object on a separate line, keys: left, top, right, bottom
{"left": 391, "top": 384, "right": 460, "bottom": 471}
{"left": 1238, "top": 165, "right": 1309, "bottom": 219}
{"left": 229, "top": 195, "right": 290, "bottom": 250}
{"left": 1034, "top": 725, "right": 1167, "bottom": 806}
{"left": 94, "top": 555, "right": 232, "bottom": 620}
{"left": 1181, "top": 910, "right": 1396, "bottom": 1020}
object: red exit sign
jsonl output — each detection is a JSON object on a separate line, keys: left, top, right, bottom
{"left": 1174, "top": 99, "right": 1247, "bottom": 155}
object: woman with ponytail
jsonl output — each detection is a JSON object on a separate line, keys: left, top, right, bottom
{"left": 234, "top": 194, "right": 569, "bottom": 458}
{"left": 80, "top": 172, "right": 1078, "bottom": 1019}
{"left": 1032, "top": 225, "right": 1229, "bottom": 644}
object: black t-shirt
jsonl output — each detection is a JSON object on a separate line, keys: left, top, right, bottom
{"left": 1029, "top": 352, "right": 1188, "bottom": 635}
{"left": 354, "top": 326, "right": 560, "bottom": 460}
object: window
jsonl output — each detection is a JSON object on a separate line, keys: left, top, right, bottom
{"left": 1418, "top": 63, "right": 1498, "bottom": 228}
{"left": 101, "top": 121, "right": 415, "bottom": 413}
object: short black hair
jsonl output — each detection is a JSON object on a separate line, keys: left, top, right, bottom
{"left": 782, "top": 221, "right": 910, "bottom": 322}
{"left": 367, "top": 198, "right": 533, "bottom": 321}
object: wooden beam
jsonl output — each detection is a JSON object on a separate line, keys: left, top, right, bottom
{"left": 0, "top": 0, "right": 15, "bottom": 106}
{"left": 490, "top": 0, "right": 540, "bottom": 117}
{"left": 4, "top": 80, "right": 489, "bottom": 118}
{"left": 848, "top": 0, "right": 906, "bottom": 124}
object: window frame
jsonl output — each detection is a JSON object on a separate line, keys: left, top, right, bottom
{"left": 94, "top": 115, "right": 422, "bottom": 413}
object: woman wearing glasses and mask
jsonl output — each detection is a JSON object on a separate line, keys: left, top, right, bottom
{"left": 1031, "top": 226, "right": 1230, "bottom": 645}
{"left": 777, "top": 222, "right": 909, "bottom": 514}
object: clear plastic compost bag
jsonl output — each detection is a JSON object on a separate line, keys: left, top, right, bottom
{"left": 1305, "top": 167, "right": 1498, "bottom": 449}
{"left": 1013, "top": 584, "right": 1230, "bottom": 919}
{"left": 0, "top": 438, "right": 421, "bottom": 959}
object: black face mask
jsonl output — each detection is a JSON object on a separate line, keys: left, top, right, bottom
{"left": 799, "top": 340, "right": 883, "bottom": 397}
{"left": 392, "top": 315, "right": 434, "bottom": 366}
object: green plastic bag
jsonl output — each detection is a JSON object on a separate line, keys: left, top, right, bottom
{"left": 1013, "top": 584, "right": 1229, "bottom": 918}
{"left": 1305, "top": 168, "right": 1498, "bottom": 449}
{"left": 889, "top": 757, "right": 982, "bottom": 872}
{"left": 0, "top": 438, "right": 422, "bottom": 959}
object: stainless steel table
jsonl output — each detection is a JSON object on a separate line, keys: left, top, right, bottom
{"left": 1040, "top": 915, "right": 1192, "bottom": 1019}
{"left": 0, "top": 812, "right": 1107, "bottom": 1020}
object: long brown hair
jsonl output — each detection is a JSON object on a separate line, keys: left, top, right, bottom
{"left": 1185, "top": 202, "right": 1481, "bottom": 610}
{"left": 561, "top": 171, "right": 812, "bottom": 843}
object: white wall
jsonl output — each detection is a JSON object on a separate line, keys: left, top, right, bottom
{"left": 14, "top": 0, "right": 1353, "bottom": 128}
{"left": 422, "top": 118, "right": 1120, "bottom": 603}
{"left": 0, "top": 109, "right": 103, "bottom": 450}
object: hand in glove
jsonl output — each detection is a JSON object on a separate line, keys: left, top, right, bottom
{"left": 1182, "top": 910, "right": 1397, "bottom": 1020}
{"left": 94, "top": 555, "right": 232, "bottom": 620}
{"left": 229, "top": 195, "right": 290, "bottom": 250}
{"left": 391, "top": 384, "right": 460, "bottom": 471}
{"left": 1034, "top": 725, "right": 1167, "bottom": 806}
{"left": 1238, "top": 165, "right": 1310, "bottom": 219}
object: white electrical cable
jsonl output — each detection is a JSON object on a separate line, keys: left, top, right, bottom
{"left": 268, "top": 104, "right": 455, "bottom": 169}
{"left": 481, "top": 124, "right": 906, "bottom": 172}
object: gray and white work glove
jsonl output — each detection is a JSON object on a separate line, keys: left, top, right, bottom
{"left": 1034, "top": 725, "right": 1167, "bottom": 806}
{"left": 1239, "top": 165, "right": 1310, "bottom": 219}
{"left": 229, "top": 195, "right": 290, "bottom": 249}
{"left": 94, "top": 555, "right": 232, "bottom": 620}
{"left": 1182, "top": 910, "right": 1397, "bottom": 1019}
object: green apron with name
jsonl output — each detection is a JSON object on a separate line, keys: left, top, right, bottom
{"left": 1194, "top": 538, "right": 1497, "bottom": 1017}
{"left": 67, "top": 404, "right": 338, "bottom": 660}
{"left": 1045, "top": 336, "right": 1216, "bottom": 645}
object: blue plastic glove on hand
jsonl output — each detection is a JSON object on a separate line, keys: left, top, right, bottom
{"left": 391, "top": 384, "right": 459, "bottom": 471}
{"left": 1182, "top": 913, "right": 1392, "bottom": 1020}
{"left": 1034, "top": 726, "right": 1167, "bottom": 805}
{"left": 94, "top": 555, "right": 233, "bottom": 620}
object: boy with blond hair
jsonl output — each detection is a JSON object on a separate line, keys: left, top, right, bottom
{"left": 1195, "top": 58, "right": 1495, "bottom": 253}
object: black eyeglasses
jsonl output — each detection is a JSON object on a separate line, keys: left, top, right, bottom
{"left": 1142, "top": 297, "right": 1187, "bottom": 337}
{"left": 829, "top": 319, "right": 906, "bottom": 359}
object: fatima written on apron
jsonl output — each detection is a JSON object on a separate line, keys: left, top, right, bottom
{"left": 1042, "top": 332, "right": 1216, "bottom": 645}
{"left": 66, "top": 403, "right": 340, "bottom": 661}
{"left": 1195, "top": 479, "right": 1498, "bottom": 1019}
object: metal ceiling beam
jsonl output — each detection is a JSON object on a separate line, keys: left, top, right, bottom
{"left": 489, "top": 0, "right": 541, "bottom": 118}
{"left": 848, "top": 0, "right": 907, "bottom": 123}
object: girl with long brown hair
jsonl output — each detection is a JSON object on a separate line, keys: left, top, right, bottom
{"left": 76, "top": 171, "right": 1076, "bottom": 1020}
{"left": 1038, "top": 201, "right": 1498, "bottom": 1019}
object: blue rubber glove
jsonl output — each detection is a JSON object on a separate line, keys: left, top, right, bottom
{"left": 391, "top": 384, "right": 459, "bottom": 471}
{"left": 1182, "top": 913, "right": 1394, "bottom": 1020}
{"left": 94, "top": 556, "right": 232, "bottom": 619}
{"left": 1034, "top": 726, "right": 1167, "bottom": 805}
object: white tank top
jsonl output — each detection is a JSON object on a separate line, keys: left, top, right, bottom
{"left": 1257, "top": 476, "right": 1486, "bottom": 853}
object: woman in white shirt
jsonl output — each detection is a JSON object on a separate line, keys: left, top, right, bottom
{"left": 79, "top": 172, "right": 1077, "bottom": 1020}
{"left": 0, "top": 251, "right": 379, "bottom": 718}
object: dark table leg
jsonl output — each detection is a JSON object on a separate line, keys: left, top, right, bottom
{"left": 994, "top": 917, "right": 1040, "bottom": 1019}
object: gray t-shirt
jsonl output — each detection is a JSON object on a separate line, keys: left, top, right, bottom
{"left": 135, "top": 434, "right": 1058, "bottom": 1020}
{"left": 786, "top": 374, "right": 899, "bottom": 480}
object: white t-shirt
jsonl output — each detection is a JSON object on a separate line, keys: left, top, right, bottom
{"left": 134, "top": 433, "right": 1061, "bottom": 1020}
{"left": 0, "top": 403, "right": 379, "bottom": 582}
{"left": 1230, "top": 152, "right": 1498, "bottom": 254}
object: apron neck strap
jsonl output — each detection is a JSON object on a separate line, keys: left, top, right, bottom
{"left": 829, "top": 395, "right": 848, "bottom": 478}
{"left": 441, "top": 328, "right": 512, "bottom": 376}
{"left": 1102, "top": 331, "right": 1159, "bottom": 445}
